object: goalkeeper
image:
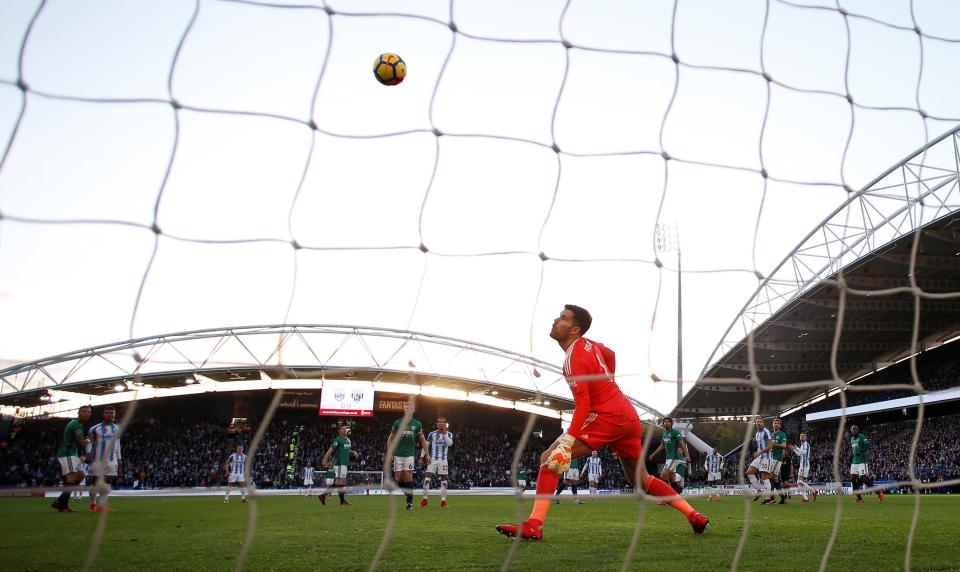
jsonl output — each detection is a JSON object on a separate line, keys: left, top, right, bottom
{"left": 496, "top": 305, "right": 708, "bottom": 540}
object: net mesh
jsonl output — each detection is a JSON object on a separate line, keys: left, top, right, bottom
{"left": 1, "top": 0, "right": 960, "bottom": 570}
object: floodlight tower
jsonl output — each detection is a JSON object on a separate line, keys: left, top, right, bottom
{"left": 656, "top": 222, "right": 683, "bottom": 404}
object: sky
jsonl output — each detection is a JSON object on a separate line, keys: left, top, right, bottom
{"left": 1, "top": 0, "right": 959, "bottom": 413}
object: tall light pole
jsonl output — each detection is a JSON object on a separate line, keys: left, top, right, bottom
{"left": 655, "top": 222, "right": 683, "bottom": 404}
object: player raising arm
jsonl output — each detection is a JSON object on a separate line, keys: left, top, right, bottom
{"left": 496, "top": 305, "right": 707, "bottom": 540}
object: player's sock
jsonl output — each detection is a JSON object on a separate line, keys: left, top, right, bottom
{"left": 440, "top": 480, "right": 447, "bottom": 501}
{"left": 852, "top": 476, "right": 862, "bottom": 500}
{"left": 89, "top": 486, "right": 97, "bottom": 507}
{"left": 422, "top": 477, "right": 431, "bottom": 500}
{"left": 590, "top": 486, "right": 596, "bottom": 498}
{"left": 338, "top": 491, "right": 346, "bottom": 503}
{"left": 530, "top": 465, "right": 561, "bottom": 523}
{"left": 554, "top": 481, "right": 566, "bottom": 497}
{"left": 640, "top": 474, "right": 696, "bottom": 519}
{"left": 404, "top": 481, "right": 414, "bottom": 505}
{"left": 798, "top": 479, "right": 809, "bottom": 501}
{"left": 747, "top": 473, "right": 760, "bottom": 494}
{"left": 57, "top": 491, "right": 70, "bottom": 507}
{"left": 571, "top": 485, "right": 578, "bottom": 501}
{"left": 241, "top": 488, "right": 247, "bottom": 500}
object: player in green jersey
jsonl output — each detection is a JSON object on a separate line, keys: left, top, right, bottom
{"left": 388, "top": 404, "right": 431, "bottom": 510}
{"left": 53, "top": 405, "right": 92, "bottom": 512}
{"left": 850, "top": 425, "right": 883, "bottom": 503}
{"left": 318, "top": 466, "right": 336, "bottom": 500}
{"left": 517, "top": 466, "right": 528, "bottom": 491}
{"left": 766, "top": 418, "right": 790, "bottom": 505}
{"left": 648, "top": 417, "right": 690, "bottom": 494}
{"left": 553, "top": 457, "right": 583, "bottom": 504}
{"left": 673, "top": 458, "right": 687, "bottom": 493}
{"left": 320, "top": 424, "right": 358, "bottom": 506}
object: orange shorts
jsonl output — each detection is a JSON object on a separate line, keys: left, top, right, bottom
{"left": 568, "top": 404, "right": 642, "bottom": 460}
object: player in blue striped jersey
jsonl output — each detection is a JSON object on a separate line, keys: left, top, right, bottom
{"left": 580, "top": 450, "right": 603, "bottom": 501}
{"left": 792, "top": 432, "right": 816, "bottom": 502}
{"left": 86, "top": 406, "right": 122, "bottom": 512}
{"left": 223, "top": 445, "right": 248, "bottom": 503}
{"left": 746, "top": 418, "right": 774, "bottom": 502}
{"left": 420, "top": 417, "right": 453, "bottom": 508}
{"left": 704, "top": 447, "right": 724, "bottom": 501}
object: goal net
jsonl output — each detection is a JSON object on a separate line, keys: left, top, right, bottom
{"left": 1, "top": 0, "right": 960, "bottom": 570}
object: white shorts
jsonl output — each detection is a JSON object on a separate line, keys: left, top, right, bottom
{"left": 850, "top": 463, "right": 869, "bottom": 476}
{"left": 798, "top": 467, "right": 810, "bottom": 479}
{"left": 564, "top": 468, "right": 579, "bottom": 481}
{"left": 92, "top": 461, "right": 119, "bottom": 477}
{"left": 707, "top": 472, "right": 721, "bottom": 482}
{"left": 326, "top": 478, "right": 335, "bottom": 486}
{"left": 518, "top": 480, "right": 526, "bottom": 487}
{"left": 663, "top": 459, "right": 684, "bottom": 472}
{"left": 767, "top": 460, "right": 783, "bottom": 475}
{"left": 426, "top": 461, "right": 449, "bottom": 476}
{"left": 304, "top": 479, "right": 314, "bottom": 486}
{"left": 333, "top": 465, "right": 348, "bottom": 479}
{"left": 58, "top": 456, "right": 83, "bottom": 476}
{"left": 228, "top": 473, "right": 246, "bottom": 484}
{"left": 393, "top": 456, "right": 414, "bottom": 472}
{"left": 749, "top": 456, "right": 771, "bottom": 473}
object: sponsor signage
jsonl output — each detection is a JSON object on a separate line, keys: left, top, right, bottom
{"left": 278, "top": 390, "right": 321, "bottom": 410}
{"left": 375, "top": 393, "right": 409, "bottom": 412}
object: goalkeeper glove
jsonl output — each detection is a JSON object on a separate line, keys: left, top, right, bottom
{"left": 547, "top": 434, "right": 576, "bottom": 474}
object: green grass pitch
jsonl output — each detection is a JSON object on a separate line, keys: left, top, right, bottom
{"left": 3, "top": 494, "right": 959, "bottom": 571}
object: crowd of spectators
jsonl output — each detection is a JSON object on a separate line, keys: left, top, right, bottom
{"left": 0, "top": 411, "right": 634, "bottom": 491}
{"left": 802, "top": 415, "right": 960, "bottom": 485}
{"left": 5, "top": 406, "right": 958, "bottom": 492}
{"left": 803, "top": 360, "right": 959, "bottom": 413}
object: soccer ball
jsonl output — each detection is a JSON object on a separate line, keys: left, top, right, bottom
{"left": 373, "top": 53, "right": 406, "bottom": 86}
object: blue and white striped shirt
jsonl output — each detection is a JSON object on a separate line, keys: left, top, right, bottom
{"left": 227, "top": 453, "right": 247, "bottom": 476}
{"left": 755, "top": 428, "right": 772, "bottom": 461}
{"left": 427, "top": 430, "right": 453, "bottom": 462}
{"left": 797, "top": 441, "right": 811, "bottom": 469}
{"left": 587, "top": 456, "right": 602, "bottom": 478}
{"left": 88, "top": 422, "right": 121, "bottom": 463}
{"left": 706, "top": 452, "right": 724, "bottom": 473}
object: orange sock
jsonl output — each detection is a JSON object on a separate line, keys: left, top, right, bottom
{"left": 641, "top": 474, "right": 696, "bottom": 520}
{"left": 529, "top": 465, "right": 560, "bottom": 523}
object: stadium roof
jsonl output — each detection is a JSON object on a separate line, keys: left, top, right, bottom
{"left": 676, "top": 125, "right": 960, "bottom": 418}
{"left": 0, "top": 325, "right": 570, "bottom": 415}
{"left": 0, "top": 324, "right": 664, "bottom": 420}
